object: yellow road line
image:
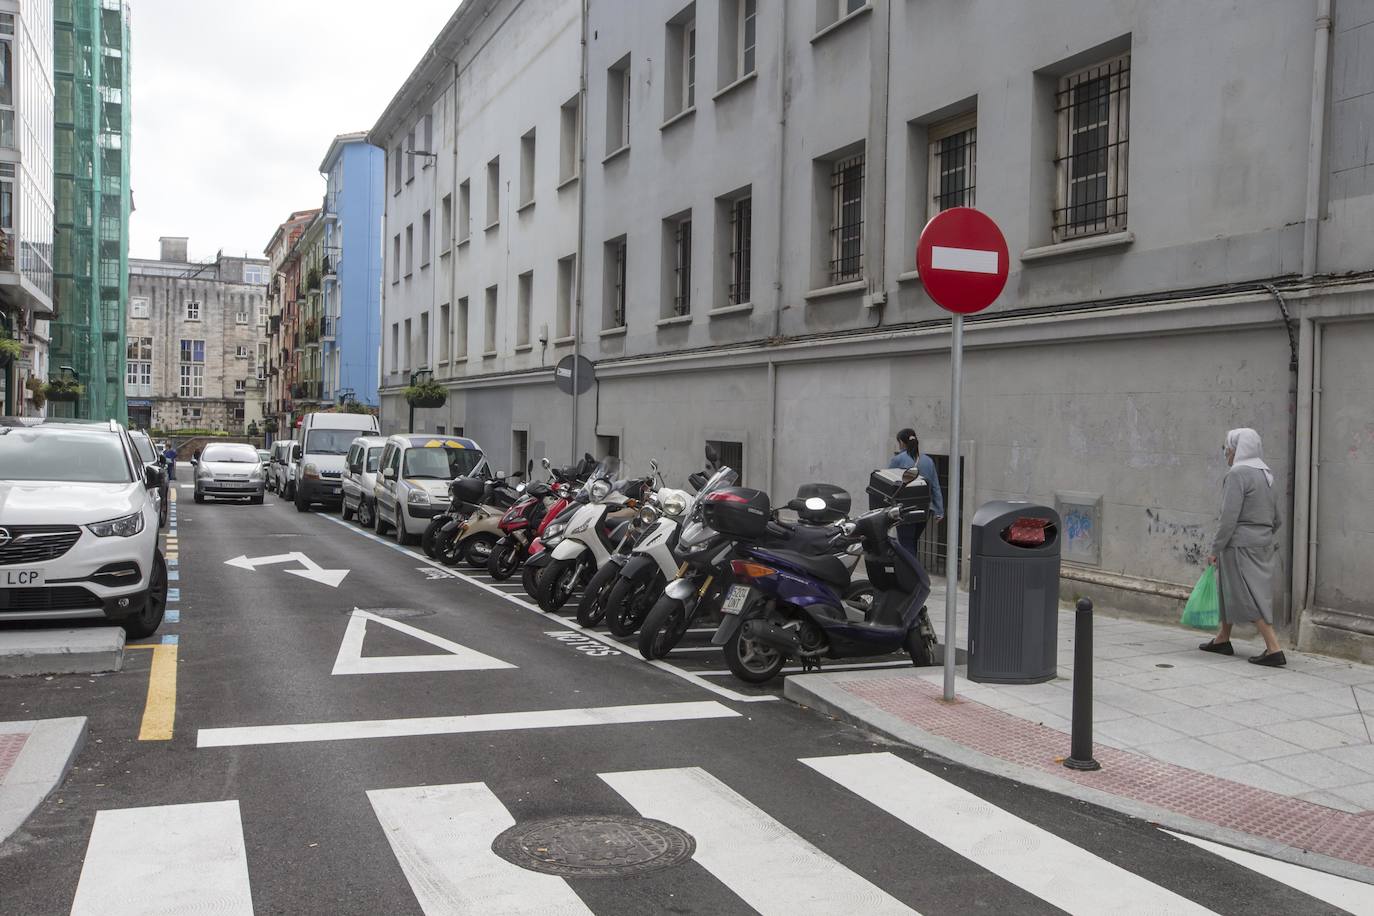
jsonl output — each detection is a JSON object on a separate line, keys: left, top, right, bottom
{"left": 169, "top": 488, "right": 177, "bottom": 503}
{"left": 128, "top": 643, "right": 178, "bottom": 740}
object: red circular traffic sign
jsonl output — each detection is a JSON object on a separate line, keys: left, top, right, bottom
{"left": 915, "top": 207, "right": 1009, "bottom": 314}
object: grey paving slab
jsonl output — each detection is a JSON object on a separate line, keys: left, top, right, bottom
{"left": 1307, "top": 665, "right": 1374, "bottom": 686}
{"left": 1201, "top": 728, "right": 1307, "bottom": 762}
{"left": 1211, "top": 698, "right": 1309, "bottom": 728}
{"left": 1094, "top": 717, "right": 1188, "bottom": 749}
{"left": 1152, "top": 685, "right": 1219, "bottom": 708}
{"left": 1319, "top": 743, "right": 1374, "bottom": 777}
{"left": 1144, "top": 706, "right": 1248, "bottom": 737}
{"left": 0, "top": 717, "right": 87, "bottom": 845}
{"left": 999, "top": 706, "right": 1072, "bottom": 734}
{"left": 1213, "top": 761, "right": 1316, "bottom": 797}
{"left": 1317, "top": 714, "right": 1374, "bottom": 741}
{"left": 1092, "top": 684, "right": 1192, "bottom": 717}
{"left": 1264, "top": 752, "right": 1374, "bottom": 791}
{"left": 1260, "top": 719, "right": 1366, "bottom": 752}
{"left": 1264, "top": 691, "right": 1361, "bottom": 720}
{"left": 1325, "top": 781, "right": 1374, "bottom": 812}
{"left": 1137, "top": 736, "right": 1245, "bottom": 771}
{"left": 1295, "top": 790, "right": 1365, "bottom": 814}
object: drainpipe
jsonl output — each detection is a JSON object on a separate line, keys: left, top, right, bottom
{"left": 1302, "top": 0, "right": 1332, "bottom": 278}
{"left": 866, "top": 0, "right": 892, "bottom": 301}
{"left": 1267, "top": 284, "right": 1302, "bottom": 633}
{"left": 765, "top": 359, "right": 776, "bottom": 492}
{"left": 1306, "top": 324, "right": 1322, "bottom": 612}
{"left": 571, "top": 0, "right": 589, "bottom": 462}
{"left": 450, "top": 57, "right": 461, "bottom": 431}
{"left": 770, "top": 0, "right": 789, "bottom": 339}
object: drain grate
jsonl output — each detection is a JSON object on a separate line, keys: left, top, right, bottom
{"left": 491, "top": 815, "right": 695, "bottom": 877}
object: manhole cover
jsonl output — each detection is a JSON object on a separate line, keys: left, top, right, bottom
{"left": 491, "top": 815, "right": 695, "bottom": 877}
{"left": 348, "top": 607, "right": 435, "bottom": 619}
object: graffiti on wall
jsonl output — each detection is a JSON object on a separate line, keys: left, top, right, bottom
{"left": 1145, "top": 508, "right": 1208, "bottom": 567}
{"left": 1056, "top": 492, "right": 1101, "bottom": 566}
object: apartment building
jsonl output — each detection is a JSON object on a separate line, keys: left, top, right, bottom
{"left": 374, "top": 0, "right": 1374, "bottom": 658}
{"left": 263, "top": 208, "right": 317, "bottom": 436}
{"left": 125, "top": 238, "right": 269, "bottom": 433}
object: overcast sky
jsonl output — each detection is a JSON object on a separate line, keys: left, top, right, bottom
{"left": 129, "top": 0, "right": 460, "bottom": 262}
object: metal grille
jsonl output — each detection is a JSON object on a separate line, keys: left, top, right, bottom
{"left": 707, "top": 439, "right": 744, "bottom": 486}
{"left": 611, "top": 239, "right": 627, "bottom": 327}
{"left": 0, "top": 586, "right": 101, "bottom": 612}
{"left": 1054, "top": 56, "right": 1129, "bottom": 240}
{"left": 673, "top": 220, "right": 692, "bottom": 316}
{"left": 0, "top": 526, "right": 83, "bottom": 565}
{"left": 932, "top": 126, "right": 976, "bottom": 212}
{"left": 729, "top": 197, "right": 752, "bottom": 305}
{"left": 829, "top": 154, "right": 864, "bottom": 284}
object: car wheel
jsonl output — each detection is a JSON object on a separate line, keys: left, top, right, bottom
{"left": 193, "top": 490, "right": 204, "bottom": 504}
{"left": 295, "top": 489, "right": 310, "bottom": 512}
{"left": 395, "top": 509, "right": 416, "bottom": 546}
{"left": 375, "top": 504, "right": 391, "bottom": 535}
{"left": 341, "top": 496, "right": 355, "bottom": 522}
{"left": 121, "top": 550, "right": 167, "bottom": 640}
{"left": 358, "top": 499, "right": 375, "bottom": 529}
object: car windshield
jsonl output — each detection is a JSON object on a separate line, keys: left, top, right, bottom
{"left": 306, "top": 429, "right": 371, "bottom": 455}
{"left": 131, "top": 435, "right": 156, "bottom": 463}
{"left": 402, "top": 446, "right": 484, "bottom": 479}
{"left": 366, "top": 447, "right": 382, "bottom": 473}
{"left": 0, "top": 428, "right": 133, "bottom": 483}
{"left": 257, "top": 450, "right": 270, "bottom": 462}
{"left": 201, "top": 444, "right": 260, "bottom": 463}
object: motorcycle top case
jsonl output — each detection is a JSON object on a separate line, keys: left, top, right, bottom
{"left": 795, "top": 482, "right": 851, "bottom": 523}
{"left": 701, "top": 486, "right": 772, "bottom": 540}
{"left": 867, "top": 468, "right": 932, "bottom": 511}
{"left": 450, "top": 476, "right": 486, "bottom": 507}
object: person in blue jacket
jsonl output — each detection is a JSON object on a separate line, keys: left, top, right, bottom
{"left": 161, "top": 444, "right": 178, "bottom": 481}
{"left": 888, "top": 427, "right": 944, "bottom": 557}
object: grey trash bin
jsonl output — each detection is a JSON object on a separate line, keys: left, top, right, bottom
{"left": 967, "top": 500, "right": 1061, "bottom": 684}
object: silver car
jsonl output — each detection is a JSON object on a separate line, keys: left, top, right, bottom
{"left": 193, "top": 442, "right": 267, "bottom": 504}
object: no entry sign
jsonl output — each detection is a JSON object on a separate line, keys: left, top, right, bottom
{"left": 916, "top": 207, "right": 1009, "bottom": 314}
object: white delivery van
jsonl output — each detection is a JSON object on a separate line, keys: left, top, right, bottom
{"left": 292, "top": 412, "right": 380, "bottom": 511}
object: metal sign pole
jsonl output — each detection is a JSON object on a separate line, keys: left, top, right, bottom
{"left": 943, "top": 313, "right": 963, "bottom": 701}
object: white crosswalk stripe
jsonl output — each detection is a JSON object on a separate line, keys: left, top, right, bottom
{"left": 802, "top": 752, "right": 1215, "bottom": 916}
{"left": 368, "top": 783, "right": 593, "bottom": 915}
{"left": 600, "top": 766, "right": 917, "bottom": 915}
{"left": 69, "top": 800, "right": 253, "bottom": 916}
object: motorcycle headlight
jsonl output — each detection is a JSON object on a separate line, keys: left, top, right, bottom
{"left": 661, "top": 492, "right": 688, "bottom": 518}
{"left": 543, "top": 522, "right": 567, "bottom": 540}
{"left": 590, "top": 479, "right": 611, "bottom": 501}
{"left": 87, "top": 511, "right": 145, "bottom": 538}
{"left": 407, "top": 488, "right": 430, "bottom": 505}
{"left": 637, "top": 504, "right": 660, "bottom": 525}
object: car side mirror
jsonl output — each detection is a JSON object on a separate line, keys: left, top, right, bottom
{"left": 144, "top": 465, "right": 161, "bottom": 489}
{"left": 190, "top": 457, "right": 199, "bottom": 466}
{"left": 383, "top": 467, "right": 396, "bottom": 480}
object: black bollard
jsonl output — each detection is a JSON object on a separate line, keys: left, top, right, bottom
{"left": 1064, "top": 597, "right": 1101, "bottom": 772}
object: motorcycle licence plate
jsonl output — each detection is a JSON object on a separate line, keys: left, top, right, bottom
{"left": 721, "top": 585, "right": 750, "bottom": 615}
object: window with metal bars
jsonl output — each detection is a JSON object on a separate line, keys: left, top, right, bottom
{"left": 1054, "top": 55, "right": 1129, "bottom": 241}
{"left": 707, "top": 439, "right": 744, "bottom": 485}
{"left": 605, "top": 238, "right": 627, "bottom": 328}
{"left": 729, "top": 197, "right": 752, "bottom": 305}
{"left": 829, "top": 154, "right": 864, "bottom": 284}
{"left": 928, "top": 115, "right": 976, "bottom": 213}
{"left": 672, "top": 218, "right": 692, "bottom": 316}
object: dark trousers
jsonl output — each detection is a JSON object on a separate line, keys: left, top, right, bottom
{"left": 897, "top": 519, "right": 927, "bottom": 558}
{"left": 167, "top": 464, "right": 176, "bottom": 481}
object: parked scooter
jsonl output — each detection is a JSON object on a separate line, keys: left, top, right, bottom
{"left": 710, "top": 468, "right": 939, "bottom": 684}
{"left": 487, "top": 455, "right": 594, "bottom": 581}
{"left": 428, "top": 472, "right": 522, "bottom": 567}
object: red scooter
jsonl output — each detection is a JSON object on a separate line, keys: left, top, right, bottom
{"left": 486, "top": 455, "right": 593, "bottom": 581}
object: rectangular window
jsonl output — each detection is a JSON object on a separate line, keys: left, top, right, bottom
{"left": 393, "top": 145, "right": 402, "bottom": 194}
{"left": 556, "top": 254, "right": 575, "bottom": 339}
{"left": 741, "top": 0, "right": 756, "bottom": 76}
{"left": 129, "top": 296, "right": 149, "bottom": 318}
{"left": 1055, "top": 54, "right": 1130, "bottom": 241}
{"left": 440, "top": 194, "right": 453, "bottom": 253}
{"left": 512, "top": 430, "right": 529, "bottom": 480}
{"left": 421, "top": 211, "right": 432, "bottom": 267}
{"left": 404, "top": 318, "right": 413, "bottom": 371}
{"left": 606, "top": 56, "right": 631, "bottom": 153}
{"left": 484, "top": 286, "right": 498, "bottom": 355}
{"left": 235, "top": 344, "right": 248, "bottom": 358}
{"left": 391, "top": 322, "right": 399, "bottom": 372}
{"left": 829, "top": 152, "right": 865, "bottom": 284}
{"left": 729, "top": 196, "right": 752, "bottom": 305}
{"left": 707, "top": 439, "right": 744, "bottom": 485}
{"left": 125, "top": 336, "right": 152, "bottom": 397}
{"left": 517, "top": 271, "right": 533, "bottom": 347}
{"left": 392, "top": 234, "right": 401, "bottom": 282}
{"left": 604, "top": 237, "right": 628, "bottom": 329}
{"left": 235, "top": 379, "right": 246, "bottom": 394}
{"left": 419, "top": 311, "right": 430, "bottom": 368}
{"left": 666, "top": 215, "right": 692, "bottom": 317}
{"left": 185, "top": 300, "right": 201, "bottom": 321}
{"left": 929, "top": 113, "right": 977, "bottom": 213}
{"left": 559, "top": 95, "right": 580, "bottom": 183}
{"left": 179, "top": 338, "right": 205, "bottom": 398}
{"left": 456, "top": 297, "right": 469, "bottom": 358}
{"left": 439, "top": 303, "right": 451, "bottom": 363}
{"left": 719, "top": 0, "right": 758, "bottom": 86}
{"left": 405, "top": 224, "right": 414, "bottom": 277}
{"left": 458, "top": 180, "right": 471, "bottom": 243}
{"left": 666, "top": 9, "right": 697, "bottom": 118}
{"left": 520, "top": 129, "right": 536, "bottom": 207}
{"left": 235, "top": 307, "right": 248, "bottom": 325}
{"left": 486, "top": 158, "right": 501, "bottom": 229}
{"left": 406, "top": 128, "right": 416, "bottom": 182}
{"left": 422, "top": 114, "right": 433, "bottom": 159}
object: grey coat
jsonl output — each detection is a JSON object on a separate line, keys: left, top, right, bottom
{"left": 1211, "top": 465, "right": 1281, "bottom": 625}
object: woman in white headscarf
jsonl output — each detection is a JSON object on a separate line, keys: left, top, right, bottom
{"left": 1198, "top": 428, "right": 1286, "bottom": 666}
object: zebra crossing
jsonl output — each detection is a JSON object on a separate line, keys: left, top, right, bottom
{"left": 66, "top": 751, "right": 1373, "bottom": 915}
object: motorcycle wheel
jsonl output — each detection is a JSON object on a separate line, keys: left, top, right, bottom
{"left": 435, "top": 528, "right": 463, "bottom": 566}
{"left": 421, "top": 518, "right": 447, "bottom": 559}
{"left": 724, "top": 615, "right": 787, "bottom": 684}
{"left": 522, "top": 562, "right": 544, "bottom": 601}
{"left": 604, "top": 571, "right": 660, "bottom": 638}
{"left": 905, "top": 606, "right": 938, "bottom": 667}
{"left": 462, "top": 533, "right": 498, "bottom": 569}
{"left": 638, "top": 594, "right": 694, "bottom": 660}
{"left": 537, "top": 557, "right": 585, "bottom": 613}
{"left": 487, "top": 541, "right": 521, "bottom": 581}
{"left": 576, "top": 562, "right": 623, "bottom": 627}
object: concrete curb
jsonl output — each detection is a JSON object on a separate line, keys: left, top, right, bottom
{"left": 0, "top": 717, "right": 88, "bottom": 847}
{"left": 0, "top": 628, "right": 125, "bottom": 677}
{"left": 784, "top": 672, "right": 1374, "bottom": 885}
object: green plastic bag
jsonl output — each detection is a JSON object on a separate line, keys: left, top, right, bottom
{"left": 1181, "top": 566, "right": 1219, "bottom": 630}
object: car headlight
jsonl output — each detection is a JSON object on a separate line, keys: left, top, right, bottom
{"left": 407, "top": 488, "right": 430, "bottom": 505}
{"left": 197, "top": 466, "right": 213, "bottom": 479}
{"left": 661, "top": 492, "right": 688, "bottom": 518}
{"left": 249, "top": 467, "right": 263, "bottom": 480}
{"left": 87, "top": 511, "right": 145, "bottom": 538}
{"left": 590, "top": 479, "right": 612, "bottom": 501}
{"left": 303, "top": 462, "right": 320, "bottom": 479}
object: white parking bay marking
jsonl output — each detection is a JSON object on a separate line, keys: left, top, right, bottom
{"left": 197, "top": 700, "right": 738, "bottom": 748}
{"left": 69, "top": 800, "right": 253, "bottom": 916}
{"left": 368, "top": 783, "right": 592, "bottom": 915}
{"left": 331, "top": 608, "right": 516, "bottom": 675}
{"left": 602, "top": 767, "right": 916, "bottom": 915}
{"left": 802, "top": 753, "right": 1214, "bottom": 916}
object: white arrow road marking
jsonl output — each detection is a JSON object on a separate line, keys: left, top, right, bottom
{"left": 223, "top": 551, "right": 349, "bottom": 587}
{"left": 368, "top": 783, "right": 593, "bottom": 915}
{"left": 331, "top": 608, "right": 516, "bottom": 675}
{"left": 931, "top": 245, "right": 1000, "bottom": 274}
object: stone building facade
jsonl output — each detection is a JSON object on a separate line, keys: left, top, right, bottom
{"left": 126, "top": 237, "right": 269, "bottom": 434}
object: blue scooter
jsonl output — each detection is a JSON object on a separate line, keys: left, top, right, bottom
{"left": 710, "top": 469, "right": 938, "bottom": 684}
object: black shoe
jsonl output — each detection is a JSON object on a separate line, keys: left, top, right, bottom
{"left": 1249, "top": 650, "right": 1287, "bottom": 667}
{"left": 1199, "top": 639, "right": 1235, "bottom": 655}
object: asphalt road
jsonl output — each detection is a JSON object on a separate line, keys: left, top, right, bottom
{"left": 0, "top": 486, "right": 1356, "bottom": 915}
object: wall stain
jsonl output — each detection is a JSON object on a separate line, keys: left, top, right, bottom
{"left": 1145, "top": 508, "right": 1208, "bottom": 568}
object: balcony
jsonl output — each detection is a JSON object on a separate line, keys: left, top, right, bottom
{"left": 319, "top": 315, "right": 338, "bottom": 341}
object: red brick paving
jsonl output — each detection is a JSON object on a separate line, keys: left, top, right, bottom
{"left": 839, "top": 673, "right": 1374, "bottom": 869}
{"left": 0, "top": 732, "right": 28, "bottom": 784}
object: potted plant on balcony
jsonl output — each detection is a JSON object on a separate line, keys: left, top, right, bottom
{"left": 0, "top": 337, "right": 20, "bottom": 363}
{"left": 25, "top": 376, "right": 45, "bottom": 408}
{"left": 44, "top": 376, "right": 84, "bottom": 402}
{"left": 404, "top": 379, "right": 447, "bottom": 409}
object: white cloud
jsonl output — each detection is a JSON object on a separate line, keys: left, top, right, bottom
{"left": 129, "top": 0, "right": 460, "bottom": 261}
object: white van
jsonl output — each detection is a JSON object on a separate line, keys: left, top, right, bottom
{"left": 292, "top": 412, "right": 380, "bottom": 511}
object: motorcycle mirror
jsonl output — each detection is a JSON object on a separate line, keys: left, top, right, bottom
{"left": 650, "top": 458, "right": 658, "bottom": 472}
{"left": 540, "top": 457, "right": 551, "bottom": 470}
{"left": 804, "top": 496, "right": 828, "bottom": 512}
{"left": 704, "top": 443, "right": 719, "bottom": 464}
{"left": 496, "top": 469, "right": 507, "bottom": 479}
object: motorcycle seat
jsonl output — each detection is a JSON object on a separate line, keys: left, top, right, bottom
{"left": 761, "top": 549, "right": 850, "bottom": 586}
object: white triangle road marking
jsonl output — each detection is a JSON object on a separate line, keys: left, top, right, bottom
{"left": 368, "top": 782, "right": 593, "bottom": 915}
{"left": 802, "top": 753, "right": 1214, "bottom": 916}
{"left": 1165, "top": 830, "right": 1374, "bottom": 915}
{"left": 601, "top": 766, "right": 916, "bottom": 915}
{"left": 331, "top": 608, "right": 516, "bottom": 675}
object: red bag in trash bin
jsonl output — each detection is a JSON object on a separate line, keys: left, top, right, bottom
{"left": 1005, "top": 517, "right": 1049, "bottom": 547}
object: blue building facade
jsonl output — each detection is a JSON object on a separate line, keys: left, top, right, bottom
{"left": 320, "top": 133, "right": 384, "bottom": 407}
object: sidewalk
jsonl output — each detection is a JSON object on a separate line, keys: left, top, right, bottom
{"left": 0, "top": 718, "right": 87, "bottom": 846}
{"left": 787, "top": 582, "right": 1374, "bottom": 882}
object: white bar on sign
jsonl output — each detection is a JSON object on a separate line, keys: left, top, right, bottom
{"left": 368, "top": 783, "right": 593, "bottom": 915}
{"left": 930, "top": 245, "right": 999, "bottom": 274}
{"left": 70, "top": 800, "right": 254, "bottom": 916}
{"left": 802, "top": 753, "right": 1212, "bottom": 916}
{"left": 601, "top": 767, "right": 916, "bottom": 915}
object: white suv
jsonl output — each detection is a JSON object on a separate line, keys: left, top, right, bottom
{"left": 0, "top": 418, "right": 167, "bottom": 638}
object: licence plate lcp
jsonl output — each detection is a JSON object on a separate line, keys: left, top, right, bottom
{"left": 721, "top": 585, "right": 750, "bottom": 615}
{"left": 2, "top": 568, "right": 44, "bottom": 587}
